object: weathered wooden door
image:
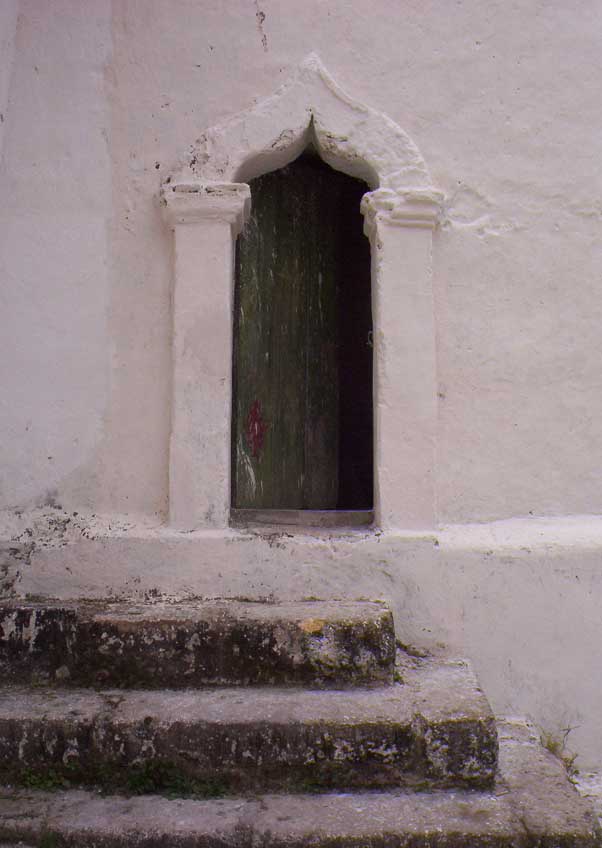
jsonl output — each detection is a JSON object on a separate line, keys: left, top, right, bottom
{"left": 232, "top": 153, "right": 372, "bottom": 510}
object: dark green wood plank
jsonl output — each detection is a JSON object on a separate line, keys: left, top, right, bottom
{"left": 303, "top": 162, "right": 338, "bottom": 507}
{"left": 233, "top": 152, "right": 372, "bottom": 510}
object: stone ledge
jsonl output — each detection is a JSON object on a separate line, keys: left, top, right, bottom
{"left": 0, "top": 658, "right": 497, "bottom": 792}
{"left": 0, "top": 600, "right": 396, "bottom": 688}
{"left": 0, "top": 722, "right": 597, "bottom": 848}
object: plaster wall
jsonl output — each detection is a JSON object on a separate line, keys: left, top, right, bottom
{"left": 2, "top": 0, "right": 601, "bottom": 522}
{"left": 0, "top": 0, "right": 18, "bottom": 162}
{"left": 2, "top": 0, "right": 602, "bottom": 766}
{"left": 0, "top": 0, "right": 112, "bottom": 512}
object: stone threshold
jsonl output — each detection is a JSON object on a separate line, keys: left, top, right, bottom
{"left": 230, "top": 509, "right": 374, "bottom": 528}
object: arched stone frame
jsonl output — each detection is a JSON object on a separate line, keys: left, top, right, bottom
{"left": 161, "top": 55, "right": 444, "bottom": 531}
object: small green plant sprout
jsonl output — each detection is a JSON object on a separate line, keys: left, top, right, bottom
{"left": 38, "top": 830, "right": 60, "bottom": 848}
{"left": 540, "top": 725, "right": 579, "bottom": 782}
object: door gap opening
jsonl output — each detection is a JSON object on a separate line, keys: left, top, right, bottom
{"left": 231, "top": 150, "right": 373, "bottom": 519}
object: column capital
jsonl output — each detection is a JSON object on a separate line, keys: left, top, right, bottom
{"left": 161, "top": 181, "right": 251, "bottom": 233}
{"left": 361, "top": 187, "right": 444, "bottom": 237}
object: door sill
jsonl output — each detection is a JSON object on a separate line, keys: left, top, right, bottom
{"left": 230, "top": 509, "right": 374, "bottom": 529}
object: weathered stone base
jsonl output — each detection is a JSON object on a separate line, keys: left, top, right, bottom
{"left": 0, "top": 722, "right": 598, "bottom": 848}
{"left": 0, "top": 600, "right": 396, "bottom": 688}
{"left": 0, "top": 657, "right": 496, "bottom": 792}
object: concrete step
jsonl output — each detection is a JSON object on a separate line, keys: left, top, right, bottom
{"left": 0, "top": 658, "right": 497, "bottom": 792}
{"left": 0, "top": 722, "right": 598, "bottom": 848}
{"left": 0, "top": 599, "right": 395, "bottom": 688}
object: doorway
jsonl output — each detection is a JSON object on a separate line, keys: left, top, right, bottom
{"left": 231, "top": 151, "right": 373, "bottom": 519}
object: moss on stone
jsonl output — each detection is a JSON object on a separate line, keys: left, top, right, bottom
{"left": 1, "top": 761, "right": 230, "bottom": 799}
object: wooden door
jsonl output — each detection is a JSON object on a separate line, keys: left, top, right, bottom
{"left": 232, "top": 153, "right": 372, "bottom": 510}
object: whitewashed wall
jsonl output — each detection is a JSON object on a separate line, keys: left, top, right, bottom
{"left": 2, "top": 1, "right": 602, "bottom": 767}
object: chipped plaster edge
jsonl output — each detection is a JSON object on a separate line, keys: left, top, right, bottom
{"left": 166, "top": 54, "right": 442, "bottom": 204}
{"left": 5, "top": 507, "right": 602, "bottom": 557}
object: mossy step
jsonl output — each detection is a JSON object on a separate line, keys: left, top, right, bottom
{"left": 0, "top": 600, "right": 395, "bottom": 688}
{"left": 0, "top": 658, "right": 496, "bottom": 792}
{"left": 0, "top": 722, "right": 598, "bottom": 848}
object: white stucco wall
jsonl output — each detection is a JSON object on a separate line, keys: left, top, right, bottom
{"left": 0, "top": 0, "right": 112, "bottom": 512}
{"left": 2, "top": 1, "right": 601, "bottom": 523}
{"left": 2, "top": 1, "right": 602, "bottom": 767}
{"left": 0, "top": 0, "right": 18, "bottom": 162}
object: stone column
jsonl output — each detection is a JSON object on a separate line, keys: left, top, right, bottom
{"left": 161, "top": 182, "right": 251, "bottom": 530}
{"left": 361, "top": 188, "right": 442, "bottom": 530}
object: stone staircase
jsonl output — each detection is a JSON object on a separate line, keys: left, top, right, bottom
{"left": 0, "top": 599, "right": 598, "bottom": 847}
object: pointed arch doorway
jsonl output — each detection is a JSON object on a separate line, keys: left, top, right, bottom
{"left": 231, "top": 151, "right": 373, "bottom": 521}
{"left": 161, "top": 55, "right": 443, "bottom": 531}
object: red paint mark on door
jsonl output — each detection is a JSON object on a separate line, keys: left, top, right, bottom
{"left": 246, "top": 400, "right": 268, "bottom": 458}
